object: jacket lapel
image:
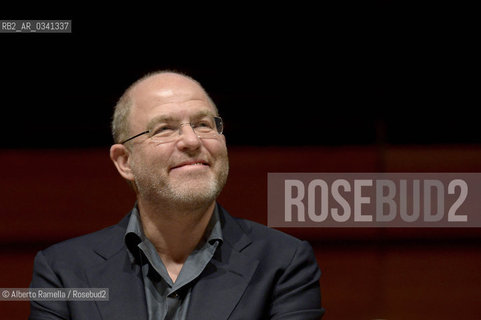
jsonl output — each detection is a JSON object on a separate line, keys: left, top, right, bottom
{"left": 83, "top": 206, "right": 258, "bottom": 320}
{"left": 187, "top": 207, "right": 259, "bottom": 320}
{"left": 85, "top": 216, "right": 148, "bottom": 320}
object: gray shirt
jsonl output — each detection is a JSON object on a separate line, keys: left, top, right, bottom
{"left": 124, "top": 205, "right": 223, "bottom": 320}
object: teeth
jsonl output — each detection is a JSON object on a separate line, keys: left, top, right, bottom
{"left": 175, "top": 162, "right": 205, "bottom": 168}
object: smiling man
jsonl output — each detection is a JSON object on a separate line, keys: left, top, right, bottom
{"left": 29, "top": 71, "right": 324, "bottom": 319}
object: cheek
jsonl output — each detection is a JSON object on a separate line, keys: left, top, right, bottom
{"left": 151, "top": 153, "right": 172, "bottom": 171}
{"left": 131, "top": 146, "right": 171, "bottom": 171}
{"left": 204, "top": 139, "right": 228, "bottom": 159}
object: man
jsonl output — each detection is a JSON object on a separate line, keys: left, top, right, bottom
{"left": 29, "top": 71, "right": 324, "bottom": 319}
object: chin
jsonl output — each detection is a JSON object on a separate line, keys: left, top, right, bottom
{"left": 166, "top": 179, "right": 221, "bottom": 206}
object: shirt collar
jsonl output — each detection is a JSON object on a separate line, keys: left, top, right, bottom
{"left": 204, "top": 204, "right": 223, "bottom": 245}
{"left": 124, "top": 203, "right": 223, "bottom": 258}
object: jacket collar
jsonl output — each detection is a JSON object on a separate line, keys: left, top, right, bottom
{"left": 86, "top": 204, "right": 258, "bottom": 320}
{"left": 187, "top": 205, "right": 259, "bottom": 320}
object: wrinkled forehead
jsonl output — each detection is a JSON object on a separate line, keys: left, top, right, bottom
{"left": 125, "top": 73, "right": 217, "bottom": 133}
{"left": 129, "top": 73, "right": 212, "bottom": 112}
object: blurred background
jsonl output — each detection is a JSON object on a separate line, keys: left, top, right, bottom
{"left": 1, "top": 4, "right": 480, "bottom": 319}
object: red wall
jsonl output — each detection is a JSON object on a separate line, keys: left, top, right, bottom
{"left": 1, "top": 145, "right": 481, "bottom": 319}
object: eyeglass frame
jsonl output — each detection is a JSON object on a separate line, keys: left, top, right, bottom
{"left": 119, "top": 116, "right": 224, "bottom": 145}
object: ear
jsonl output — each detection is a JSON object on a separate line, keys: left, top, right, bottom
{"left": 110, "top": 144, "right": 135, "bottom": 181}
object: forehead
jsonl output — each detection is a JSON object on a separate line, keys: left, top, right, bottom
{"left": 128, "top": 73, "right": 216, "bottom": 126}
{"left": 131, "top": 73, "right": 210, "bottom": 107}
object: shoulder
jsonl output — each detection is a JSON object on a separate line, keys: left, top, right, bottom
{"left": 234, "top": 216, "right": 303, "bottom": 246}
{"left": 37, "top": 215, "right": 128, "bottom": 269}
{"left": 219, "top": 204, "right": 303, "bottom": 245}
{"left": 222, "top": 208, "right": 315, "bottom": 266}
{"left": 41, "top": 223, "right": 120, "bottom": 254}
{"left": 222, "top": 210, "right": 322, "bottom": 303}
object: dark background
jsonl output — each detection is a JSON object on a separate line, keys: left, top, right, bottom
{"left": 1, "top": 4, "right": 477, "bottom": 149}
{"left": 2, "top": 5, "right": 481, "bottom": 320}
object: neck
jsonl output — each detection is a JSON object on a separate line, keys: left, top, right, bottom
{"left": 137, "top": 198, "right": 216, "bottom": 263}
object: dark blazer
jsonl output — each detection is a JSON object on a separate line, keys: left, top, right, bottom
{"left": 29, "top": 205, "right": 324, "bottom": 319}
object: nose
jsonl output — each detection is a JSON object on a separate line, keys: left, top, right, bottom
{"left": 176, "top": 123, "right": 202, "bottom": 150}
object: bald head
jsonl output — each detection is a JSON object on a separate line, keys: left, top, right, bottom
{"left": 111, "top": 71, "right": 218, "bottom": 144}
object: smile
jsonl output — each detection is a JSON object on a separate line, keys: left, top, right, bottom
{"left": 170, "top": 161, "right": 209, "bottom": 171}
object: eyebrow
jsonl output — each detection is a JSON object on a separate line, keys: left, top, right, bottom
{"left": 146, "top": 110, "right": 217, "bottom": 130}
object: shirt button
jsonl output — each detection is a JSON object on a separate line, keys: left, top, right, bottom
{"left": 172, "top": 292, "right": 179, "bottom": 298}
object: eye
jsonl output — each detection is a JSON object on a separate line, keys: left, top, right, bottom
{"left": 195, "top": 119, "right": 215, "bottom": 130}
{"left": 151, "top": 124, "right": 176, "bottom": 136}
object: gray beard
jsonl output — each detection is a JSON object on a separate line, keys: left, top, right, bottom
{"left": 133, "top": 160, "right": 229, "bottom": 211}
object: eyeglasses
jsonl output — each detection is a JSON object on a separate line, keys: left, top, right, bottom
{"left": 120, "top": 116, "right": 224, "bottom": 145}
